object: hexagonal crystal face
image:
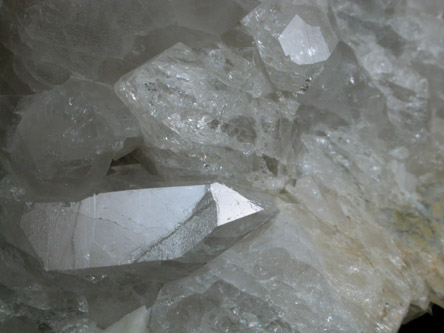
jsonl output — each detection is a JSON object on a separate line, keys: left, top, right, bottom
{"left": 20, "top": 183, "right": 266, "bottom": 271}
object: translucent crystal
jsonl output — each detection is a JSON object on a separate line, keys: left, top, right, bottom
{"left": 88, "top": 306, "right": 150, "bottom": 333}
{"left": 241, "top": 0, "right": 338, "bottom": 91}
{"left": 149, "top": 201, "right": 373, "bottom": 332}
{"left": 6, "top": 78, "right": 140, "bottom": 201}
{"left": 0, "top": 0, "right": 260, "bottom": 89}
{"left": 16, "top": 183, "right": 275, "bottom": 327}
{"left": 1, "top": 0, "right": 444, "bottom": 331}
{"left": 20, "top": 183, "right": 272, "bottom": 271}
{"left": 115, "top": 42, "right": 281, "bottom": 185}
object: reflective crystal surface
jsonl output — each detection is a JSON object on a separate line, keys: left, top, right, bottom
{"left": 15, "top": 183, "right": 274, "bottom": 328}
{"left": 20, "top": 183, "right": 271, "bottom": 271}
{"left": 241, "top": 0, "right": 338, "bottom": 91}
{"left": 0, "top": 0, "right": 259, "bottom": 89}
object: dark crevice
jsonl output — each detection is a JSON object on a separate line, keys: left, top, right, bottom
{"left": 400, "top": 304, "right": 444, "bottom": 332}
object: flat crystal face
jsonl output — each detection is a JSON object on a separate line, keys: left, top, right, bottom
{"left": 241, "top": 0, "right": 338, "bottom": 91}
{"left": 278, "top": 14, "right": 331, "bottom": 65}
{"left": 1, "top": 0, "right": 444, "bottom": 331}
{"left": 210, "top": 183, "right": 262, "bottom": 226}
{"left": 0, "top": 0, "right": 259, "bottom": 88}
{"left": 20, "top": 183, "right": 266, "bottom": 271}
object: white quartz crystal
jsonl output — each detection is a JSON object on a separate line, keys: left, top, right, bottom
{"left": 6, "top": 78, "right": 140, "bottom": 201}
{"left": 0, "top": 0, "right": 259, "bottom": 89}
{"left": 88, "top": 306, "right": 150, "bottom": 333}
{"left": 278, "top": 14, "right": 331, "bottom": 65}
{"left": 1, "top": 0, "right": 444, "bottom": 331}
{"left": 241, "top": 0, "right": 338, "bottom": 91}
{"left": 20, "top": 184, "right": 269, "bottom": 271}
{"left": 210, "top": 182, "right": 262, "bottom": 226}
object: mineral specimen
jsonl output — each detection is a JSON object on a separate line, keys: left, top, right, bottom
{"left": 6, "top": 78, "right": 140, "bottom": 201}
{"left": 20, "top": 183, "right": 273, "bottom": 271}
{"left": 1, "top": 0, "right": 444, "bottom": 331}
{"left": 16, "top": 183, "right": 274, "bottom": 327}
{"left": 88, "top": 306, "right": 150, "bottom": 333}
{"left": 0, "top": 0, "right": 260, "bottom": 90}
{"left": 241, "top": 0, "right": 338, "bottom": 91}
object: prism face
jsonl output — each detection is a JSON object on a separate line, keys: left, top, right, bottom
{"left": 20, "top": 184, "right": 273, "bottom": 271}
{"left": 74, "top": 186, "right": 208, "bottom": 269}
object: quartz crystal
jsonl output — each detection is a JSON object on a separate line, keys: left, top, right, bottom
{"left": 0, "top": 0, "right": 260, "bottom": 90}
{"left": 20, "top": 183, "right": 273, "bottom": 271}
{"left": 1, "top": 0, "right": 444, "bottom": 331}
{"left": 88, "top": 306, "right": 150, "bottom": 333}
{"left": 115, "top": 42, "right": 276, "bottom": 184}
{"left": 6, "top": 78, "right": 140, "bottom": 201}
{"left": 241, "top": 0, "right": 338, "bottom": 91}
{"left": 16, "top": 183, "right": 274, "bottom": 328}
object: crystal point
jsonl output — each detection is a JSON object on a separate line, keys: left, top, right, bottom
{"left": 279, "top": 13, "right": 331, "bottom": 65}
{"left": 20, "top": 184, "right": 274, "bottom": 271}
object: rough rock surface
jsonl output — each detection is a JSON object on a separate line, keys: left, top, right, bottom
{"left": 1, "top": 0, "right": 444, "bottom": 332}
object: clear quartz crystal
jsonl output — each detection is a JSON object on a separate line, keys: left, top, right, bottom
{"left": 20, "top": 184, "right": 271, "bottom": 271}
{"left": 241, "top": 0, "right": 338, "bottom": 92}
{"left": 16, "top": 183, "right": 275, "bottom": 328}
{"left": 0, "top": 0, "right": 259, "bottom": 89}
{"left": 1, "top": 0, "right": 444, "bottom": 331}
{"left": 115, "top": 41, "right": 284, "bottom": 187}
{"left": 6, "top": 78, "right": 140, "bottom": 201}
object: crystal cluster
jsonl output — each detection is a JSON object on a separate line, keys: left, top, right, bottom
{"left": 1, "top": 0, "right": 443, "bottom": 332}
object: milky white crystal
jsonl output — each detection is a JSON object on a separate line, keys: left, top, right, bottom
{"left": 210, "top": 182, "right": 262, "bottom": 226}
{"left": 1, "top": 0, "right": 444, "bottom": 331}
{"left": 278, "top": 14, "right": 331, "bottom": 65}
